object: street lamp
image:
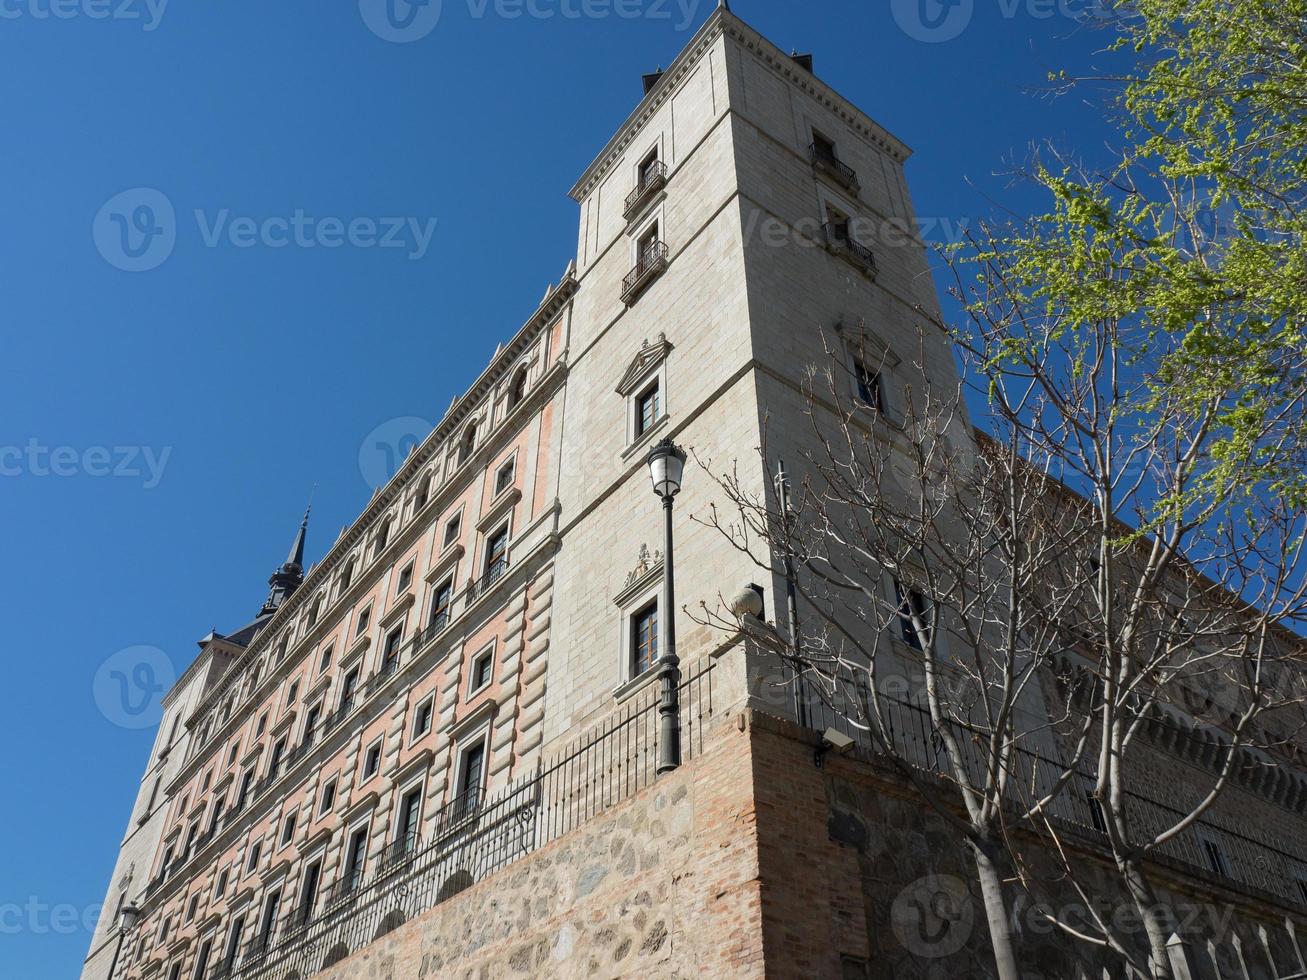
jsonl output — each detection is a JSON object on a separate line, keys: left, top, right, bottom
{"left": 106, "top": 903, "right": 139, "bottom": 980}
{"left": 646, "top": 437, "right": 687, "bottom": 775}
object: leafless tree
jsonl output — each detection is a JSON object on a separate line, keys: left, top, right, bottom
{"left": 692, "top": 307, "right": 1307, "bottom": 977}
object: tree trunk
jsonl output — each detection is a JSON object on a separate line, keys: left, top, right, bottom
{"left": 1121, "top": 854, "right": 1174, "bottom": 980}
{"left": 971, "top": 839, "right": 1021, "bottom": 980}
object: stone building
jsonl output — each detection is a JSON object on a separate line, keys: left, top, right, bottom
{"left": 82, "top": 5, "right": 1307, "bottom": 979}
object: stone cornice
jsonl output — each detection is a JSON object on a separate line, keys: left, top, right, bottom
{"left": 568, "top": 8, "right": 910, "bottom": 203}
{"left": 570, "top": 10, "right": 728, "bottom": 202}
{"left": 174, "top": 284, "right": 575, "bottom": 771}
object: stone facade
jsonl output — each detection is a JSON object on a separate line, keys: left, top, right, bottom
{"left": 82, "top": 6, "right": 1307, "bottom": 980}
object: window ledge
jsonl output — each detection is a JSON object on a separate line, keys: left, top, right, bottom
{"left": 612, "top": 668, "right": 660, "bottom": 705}
{"left": 478, "top": 486, "right": 522, "bottom": 533}
{"left": 622, "top": 414, "right": 670, "bottom": 462}
{"left": 424, "top": 543, "right": 465, "bottom": 585}
{"left": 379, "top": 592, "right": 415, "bottom": 630}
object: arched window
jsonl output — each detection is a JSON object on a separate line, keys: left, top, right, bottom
{"left": 508, "top": 367, "right": 528, "bottom": 411}
{"left": 457, "top": 423, "right": 477, "bottom": 466}
{"left": 414, "top": 474, "right": 431, "bottom": 512}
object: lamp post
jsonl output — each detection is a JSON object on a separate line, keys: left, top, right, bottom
{"left": 106, "top": 903, "right": 139, "bottom": 980}
{"left": 646, "top": 437, "right": 687, "bottom": 775}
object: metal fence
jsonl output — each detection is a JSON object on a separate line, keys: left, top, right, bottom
{"left": 207, "top": 658, "right": 716, "bottom": 980}
{"left": 805, "top": 675, "right": 1307, "bottom": 910}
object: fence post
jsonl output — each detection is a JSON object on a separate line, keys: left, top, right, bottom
{"left": 1167, "top": 933, "right": 1196, "bottom": 980}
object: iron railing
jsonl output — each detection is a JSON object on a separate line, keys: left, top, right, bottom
{"left": 200, "top": 659, "right": 715, "bottom": 980}
{"left": 803, "top": 677, "right": 1307, "bottom": 909}
{"left": 621, "top": 241, "right": 670, "bottom": 305}
{"left": 623, "top": 161, "right": 668, "bottom": 219}
{"left": 821, "top": 222, "right": 878, "bottom": 277}
{"left": 465, "top": 556, "right": 508, "bottom": 602}
{"left": 809, "top": 142, "right": 859, "bottom": 191}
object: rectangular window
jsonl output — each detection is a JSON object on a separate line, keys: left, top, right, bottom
{"left": 812, "top": 129, "right": 837, "bottom": 163}
{"left": 355, "top": 604, "right": 372, "bottom": 638}
{"left": 286, "top": 680, "right": 299, "bottom": 705}
{"left": 235, "top": 771, "right": 253, "bottom": 812}
{"left": 257, "top": 888, "right": 281, "bottom": 947}
{"left": 281, "top": 813, "right": 296, "bottom": 847}
{"left": 344, "top": 825, "right": 368, "bottom": 890}
{"left": 340, "top": 667, "right": 359, "bottom": 712}
{"left": 319, "top": 777, "right": 337, "bottom": 816}
{"left": 638, "top": 147, "right": 659, "bottom": 188}
{"left": 632, "top": 600, "right": 659, "bottom": 677}
{"left": 397, "top": 561, "right": 414, "bottom": 594}
{"left": 167, "top": 963, "right": 182, "bottom": 980}
{"left": 484, "top": 526, "right": 509, "bottom": 580}
{"left": 185, "top": 894, "right": 199, "bottom": 923}
{"left": 190, "top": 938, "right": 212, "bottom": 980}
{"left": 245, "top": 841, "right": 262, "bottom": 875}
{"left": 1086, "top": 793, "right": 1107, "bottom": 834}
{"left": 382, "top": 627, "right": 404, "bottom": 675}
{"left": 297, "top": 857, "right": 322, "bottom": 926}
{"left": 637, "top": 221, "right": 660, "bottom": 268}
{"left": 470, "top": 648, "right": 494, "bottom": 693}
{"left": 362, "top": 739, "right": 382, "bottom": 780}
{"left": 1202, "top": 836, "right": 1231, "bottom": 877}
{"left": 636, "top": 380, "right": 660, "bottom": 438}
{"left": 853, "top": 359, "right": 882, "bottom": 409}
{"left": 227, "top": 743, "right": 239, "bottom": 767}
{"left": 221, "top": 917, "right": 244, "bottom": 971}
{"left": 430, "top": 579, "right": 453, "bottom": 632}
{"left": 444, "top": 512, "right": 462, "bottom": 548}
{"left": 894, "top": 581, "right": 930, "bottom": 652}
{"left": 268, "top": 737, "right": 287, "bottom": 781}
{"left": 256, "top": 713, "right": 267, "bottom": 737}
{"left": 396, "top": 787, "right": 422, "bottom": 853}
{"left": 318, "top": 646, "right": 332, "bottom": 674}
{"left": 302, "top": 703, "right": 321, "bottom": 748}
{"left": 494, "top": 458, "right": 515, "bottom": 496}
{"left": 460, "top": 742, "right": 486, "bottom": 806}
{"left": 412, "top": 697, "right": 434, "bottom": 740}
{"left": 214, "top": 869, "right": 228, "bottom": 899}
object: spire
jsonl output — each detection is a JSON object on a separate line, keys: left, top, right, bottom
{"left": 258, "top": 503, "right": 312, "bottom": 618}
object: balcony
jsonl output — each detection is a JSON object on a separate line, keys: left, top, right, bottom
{"left": 822, "top": 222, "right": 878, "bottom": 278}
{"left": 465, "top": 556, "right": 509, "bottom": 603}
{"left": 365, "top": 657, "right": 400, "bottom": 697}
{"left": 620, "top": 241, "right": 669, "bottom": 306}
{"left": 623, "top": 161, "right": 668, "bottom": 220}
{"left": 810, "top": 142, "right": 859, "bottom": 193}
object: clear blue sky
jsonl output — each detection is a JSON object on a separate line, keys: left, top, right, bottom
{"left": 0, "top": 1, "right": 1116, "bottom": 974}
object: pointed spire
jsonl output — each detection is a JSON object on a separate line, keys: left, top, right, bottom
{"left": 285, "top": 504, "right": 310, "bottom": 572}
{"left": 258, "top": 501, "right": 312, "bottom": 618}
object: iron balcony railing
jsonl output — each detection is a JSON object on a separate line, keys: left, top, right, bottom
{"left": 465, "top": 556, "right": 509, "bottom": 603}
{"left": 809, "top": 142, "right": 859, "bottom": 192}
{"left": 804, "top": 677, "right": 1307, "bottom": 911}
{"left": 199, "top": 659, "right": 717, "bottom": 980}
{"left": 621, "top": 240, "right": 670, "bottom": 305}
{"left": 623, "top": 161, "right": 669, "bottom": 219}
{"left": 821, "top": 222, "right": 878, "bottom": 277}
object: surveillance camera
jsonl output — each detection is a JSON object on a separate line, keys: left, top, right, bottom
{"left": 814, "top": 727, "right": 855, "bottom": 767}
{"left": 820, "top": 728, "right": 855, "bottom": 753}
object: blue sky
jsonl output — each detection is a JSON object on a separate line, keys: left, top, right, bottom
{"left": 0, "top": 0, "right": 1117, "bottom": 974}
